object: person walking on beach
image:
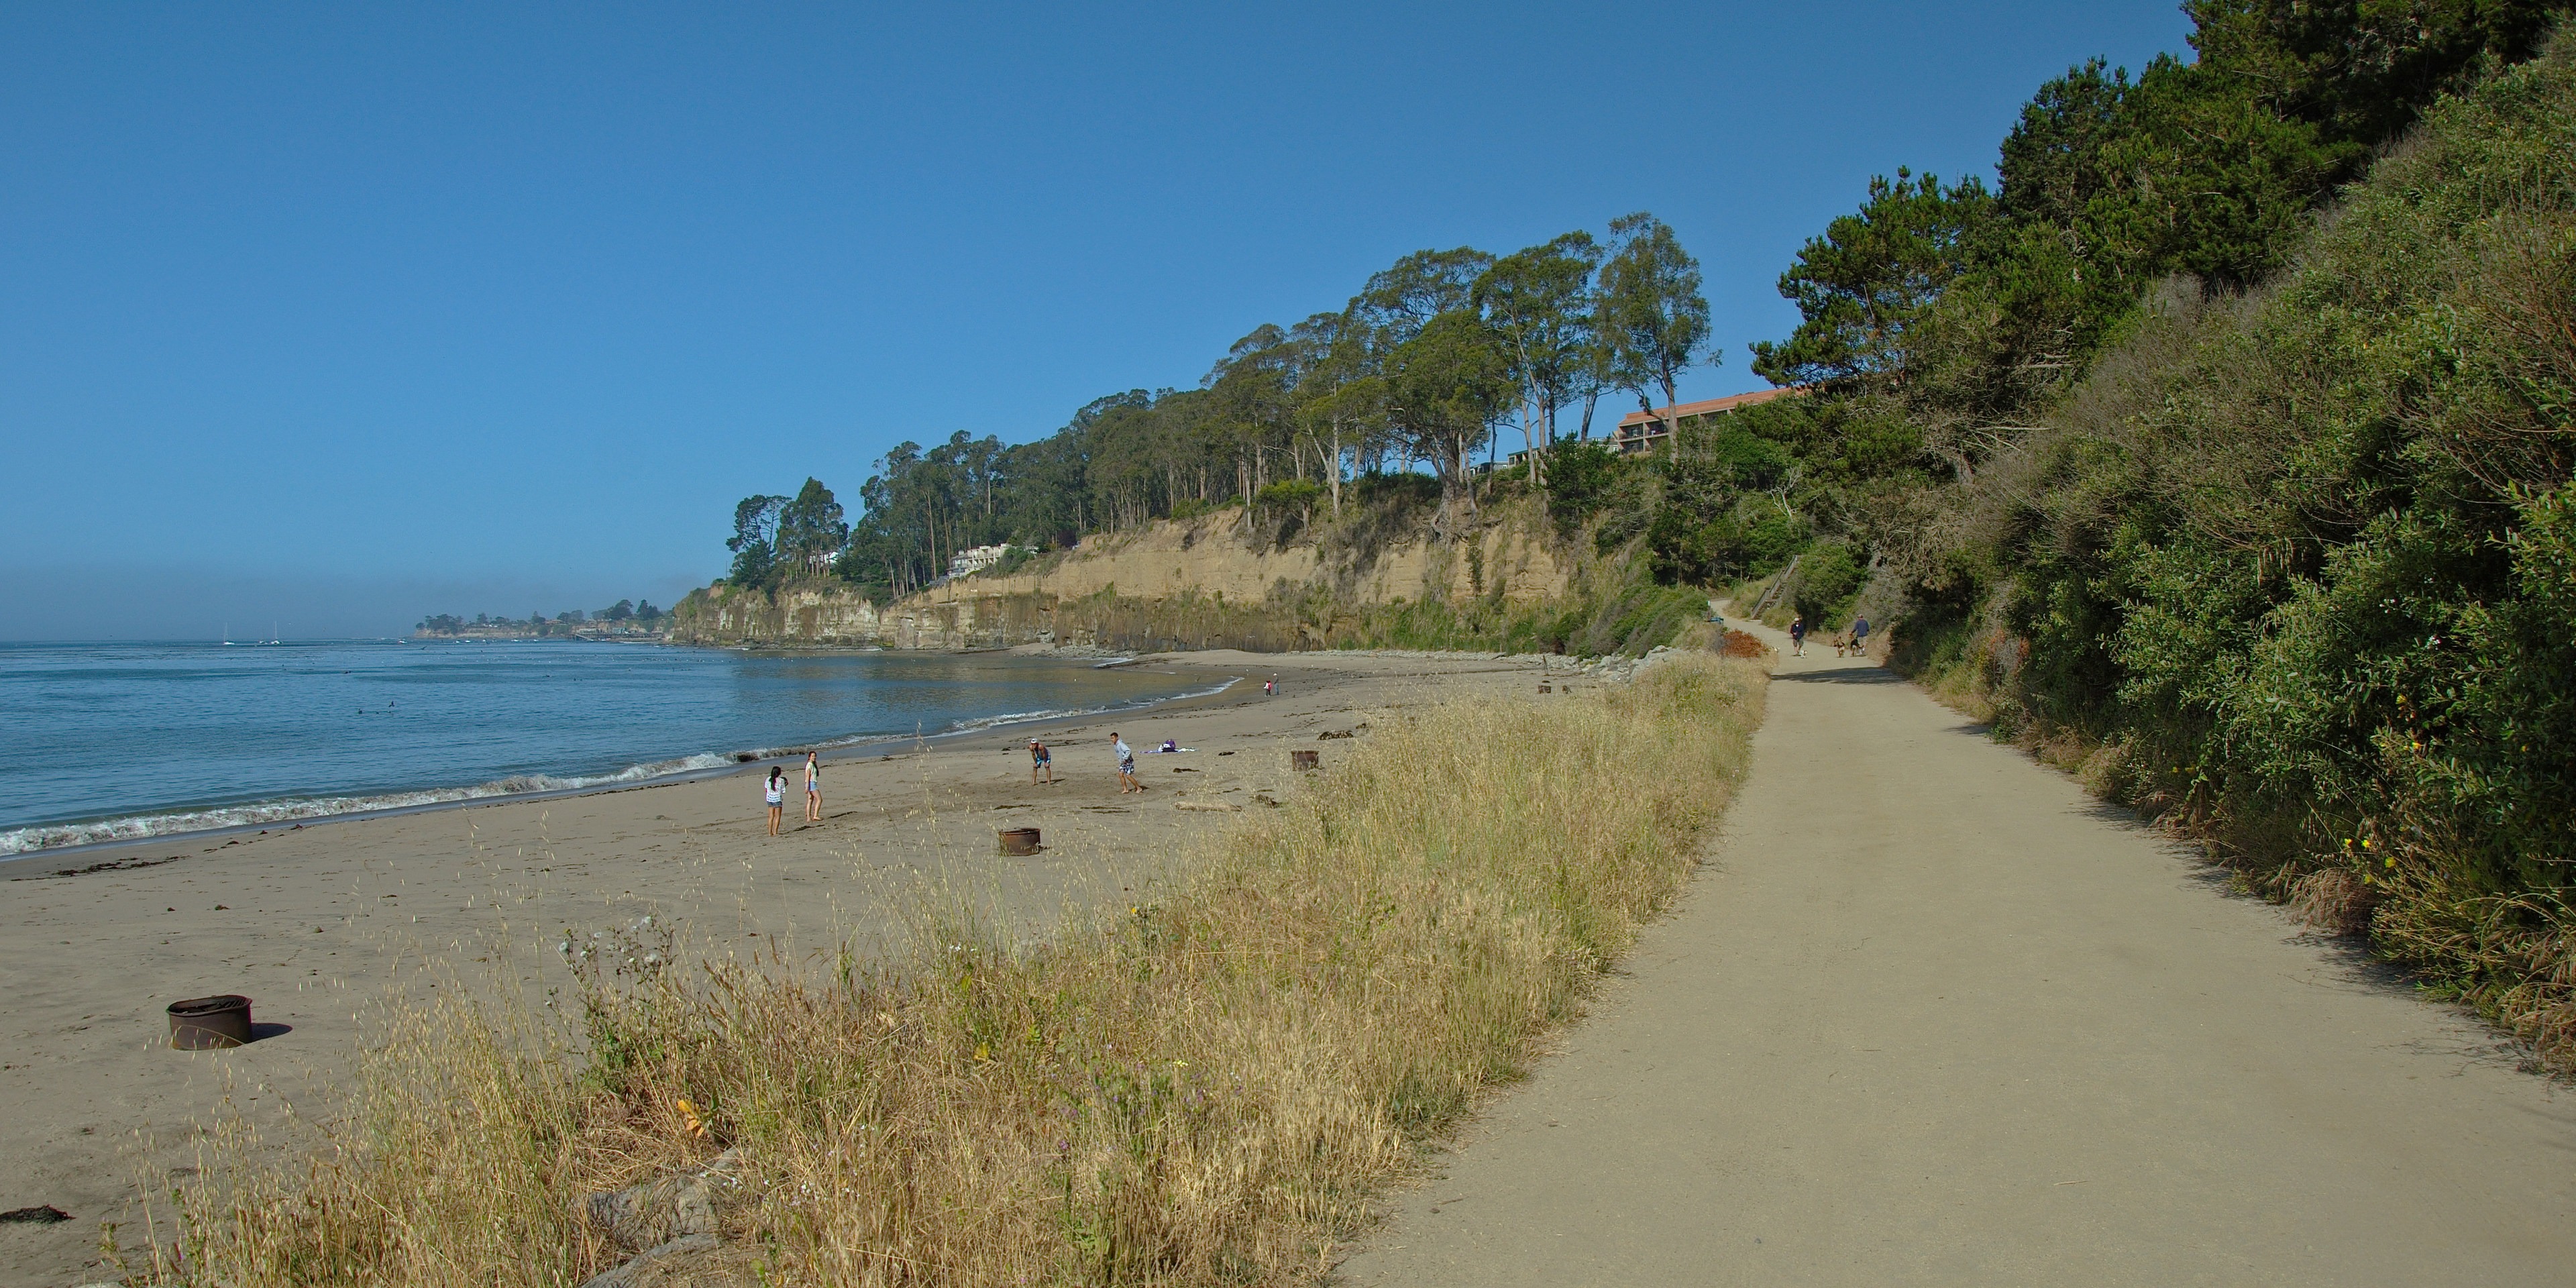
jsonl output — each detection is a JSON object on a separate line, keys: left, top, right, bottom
{"left": 1265, "top": 676, "right": 1276, "bottom": 696}
{"left": 1030, "top": 738, "right": 1053, "bottom": 785}
{"left": 764, "top": 766, "right": 786, "bottom": 836}
{"left": 1789, "top": 615, "right": 1807, "bottom": 657}
{"left": 803, "top": 752, "right": 822, "bottom": 822}
{"left": 1113, "top": 733, "right": 1143, "bottom": 793}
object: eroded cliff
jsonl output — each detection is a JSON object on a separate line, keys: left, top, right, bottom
{"left": 669, "top": 497, "right": 1582, "bottom": 651}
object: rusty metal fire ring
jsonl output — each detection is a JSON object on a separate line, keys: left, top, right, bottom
{"left": 998, "top": 827, "right": 1042, "bottom": 857}
{"left": 1290, "top": 749, "right": 1320, "bottom": 771}
{"left": 168, "top": 994, "right": 254, "bottom": 1050}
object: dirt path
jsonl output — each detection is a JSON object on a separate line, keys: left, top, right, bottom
{"left": 1339, "top": 625, "right": 2576, "bottom": 1286}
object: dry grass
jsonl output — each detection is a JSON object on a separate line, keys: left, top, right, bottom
{"left": 142, "top": 654, "right": 1766, "bottom": 1286}
{"left": 2286, "top": 869, "right": 2377, "bottom": 937}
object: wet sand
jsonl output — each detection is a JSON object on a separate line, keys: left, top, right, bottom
{"left": 0, "top": 648, "right": 1587, "bottom": 1287}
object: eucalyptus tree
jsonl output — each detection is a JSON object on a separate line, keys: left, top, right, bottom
{"left": 774, "top": 478, "right": 849, "bottom": 575}
{"left": 1384, "top": 309, "right": 1511, "bottom": 537}
{"left": 1601, "top": 212, "right": 1714, "bottom": 448}
{"left": 1289, "top": 310, "right": 1384, "bottom": 519}
{"left": 1352, "top": 247, "right": 1495, "bottom": 345}
{"left": 725, "top": 493, "right": 790, "bottom": 586}
{"left": 1473, "top": 231, "right": 1602, "bottom": 491}
{"left": 1204, "top": 323, "right": 1311, "bottom": 513}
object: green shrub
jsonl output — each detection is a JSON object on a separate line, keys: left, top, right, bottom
{"left": 1888, "top": 31, "right": 2576, "bottom": 1067}
{"left": 1790, "top": 542, "right": 1864, "bottom": 626}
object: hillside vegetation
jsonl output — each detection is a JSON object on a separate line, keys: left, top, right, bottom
{"left": 1665, "top": 5, "right": 2573, "bottom": 1070}
{"left": 1883, "top": 27, "right": 2576, "bottom": 1067}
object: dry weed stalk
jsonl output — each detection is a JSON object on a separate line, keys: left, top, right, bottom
{"left": 152, "top": 655, "right": 1765, "bottom": 1285}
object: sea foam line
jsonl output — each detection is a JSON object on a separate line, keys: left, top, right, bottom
{"left": 0, "top": 751, "right": 733, "bottom": 857}
{"left": 0, "top": 679, "right": 1240, "bottom": 857}
{"left": 942, "top": 677, "right": 1239, "bottom": 736}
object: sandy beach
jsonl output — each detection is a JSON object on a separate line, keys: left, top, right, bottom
{"left": 0, "top": 648, "right": 1585, "bottom": 1287}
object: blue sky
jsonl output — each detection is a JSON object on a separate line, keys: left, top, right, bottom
{"left": 0, "top": 2, "right": 2193, "bottom": 639}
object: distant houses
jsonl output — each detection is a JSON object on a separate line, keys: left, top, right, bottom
{"left": 1610, "top": 387, "right": 1803, "bottom": 455}
{"left": 945, "top": 543, "right": 1016, "bottom": 581}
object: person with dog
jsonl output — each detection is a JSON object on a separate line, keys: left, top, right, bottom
{"left": 1852, "top": 616, "right": 1870, "bottom": 654}
{"left": 1789, "top": 615, "right": 1807, "bottom": 657}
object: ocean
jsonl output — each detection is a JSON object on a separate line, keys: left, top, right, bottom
{"left": 0, "top": 639, "right": 1226, "bottom": 855}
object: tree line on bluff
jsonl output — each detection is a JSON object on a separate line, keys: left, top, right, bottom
{"left": 724, "top": 1, "right": 2576, "bottom": 1064}
{"left": 717, "top": 209, "right": 1723, "bottom": 602}
{"left": 416, "top": 600, "right": 667, "bottom": 636}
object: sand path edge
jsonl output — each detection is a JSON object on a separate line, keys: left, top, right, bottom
{"left": 1337, "top": 621, "right": 2576, "bottom": 1287}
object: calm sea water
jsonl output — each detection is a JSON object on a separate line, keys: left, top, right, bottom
{"left": 0, "top": 640, "right": 1223, "bottom": 855}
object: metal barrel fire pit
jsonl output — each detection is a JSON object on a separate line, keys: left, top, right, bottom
{"left": 168, "top": 995, "right": 253, "bottom": 1050}
{"left": 998, "top": 826, "right": 1042, "bottom": 856}
{"left": 1537, "top": 684, "right": 1552, "bottom": 693}
{"left": 1290, "top": 749, "right": 1320, "bottom": 771}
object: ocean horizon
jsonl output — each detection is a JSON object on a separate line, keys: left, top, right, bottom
{"left": 0, "top": 639, "right": 1223, "bottom": 856}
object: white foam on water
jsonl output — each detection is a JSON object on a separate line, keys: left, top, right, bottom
{"left": 944, "top": 677, "right": 1239, "bottom": 735}
{"left": 0, "top": 751, "right": 735, "bottom": 856}
{"left": 0, "top": 676, "right": 1241, "bottom": 858}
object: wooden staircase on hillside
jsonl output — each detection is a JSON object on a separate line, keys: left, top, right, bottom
{"left": 1750, "top": 553, "right": 1803, "bottom": 617}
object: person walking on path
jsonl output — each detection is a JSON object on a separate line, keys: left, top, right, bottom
{"left": 764, "top": 766, "right": 786, "bottom": 836}
{"left": 803, "top": 752, "right": 822, "bottom": 822}
{"left": 1789, "top": 615, "right": 1807, "bottom": 657}
{"left": 1113, "top": 733, "right": 1144, "bottom": 793}
{"left": 1030, "top": 738, "right": 1053, "bottom": 785}
{"left": 1851, "top": 616, "right": 1870, "bottom": 655}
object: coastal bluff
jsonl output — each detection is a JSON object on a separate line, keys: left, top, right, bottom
{"left": 667, "top": 498, "right": 1578, "bottom": 651}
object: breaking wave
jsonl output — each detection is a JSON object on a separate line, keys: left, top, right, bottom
{"left": 945, "top": 678, "right": 1238, "bottom": 735}
{"left": 0, "top": 751, "right": 734, "bottom": 857}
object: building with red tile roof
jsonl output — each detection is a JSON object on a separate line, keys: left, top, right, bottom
{"left": 1610, "top": 386, "right": 1805, "bottom": 454}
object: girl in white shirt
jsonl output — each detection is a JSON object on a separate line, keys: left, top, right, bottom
{"left": 765, "top": 766, "right": 786, "bottom": 836}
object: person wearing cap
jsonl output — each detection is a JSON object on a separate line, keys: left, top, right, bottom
{"left": 1029, "top": 737, "right": 1053, "bottom": 784}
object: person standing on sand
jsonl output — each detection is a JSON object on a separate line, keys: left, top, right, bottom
{"left": 1030, "top": 738, "right": 1053, "bottom": 784}
{"left": 764, "top": 766, "right": 786, "bottom": 836}
{"left": 1789, "top": 615, "right": 1807, "bottom": 657}
{"left": 1113, "top": 733, "right": 1143, "bottom": 793}
{"left": 804, "top": 752, "right": 822, "bottom": 822}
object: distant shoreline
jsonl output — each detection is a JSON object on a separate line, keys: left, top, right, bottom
{"left": 407, "top": 629, "right": 668, "bottom": 643}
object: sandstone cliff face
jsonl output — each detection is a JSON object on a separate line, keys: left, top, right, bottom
{"left": 669, "top": 499, "right": 1577, "bottom": 650}
{"left": 956, "top": 501, "right": 1572, "bottom": 606}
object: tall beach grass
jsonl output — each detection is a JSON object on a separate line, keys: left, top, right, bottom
{"left": 144, "top": 653, "right": 1765, "bottom": 1285}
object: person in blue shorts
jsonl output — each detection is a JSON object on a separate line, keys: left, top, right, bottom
{"left": 1788, "top": 615, "right": 1807, "bottom": 657}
